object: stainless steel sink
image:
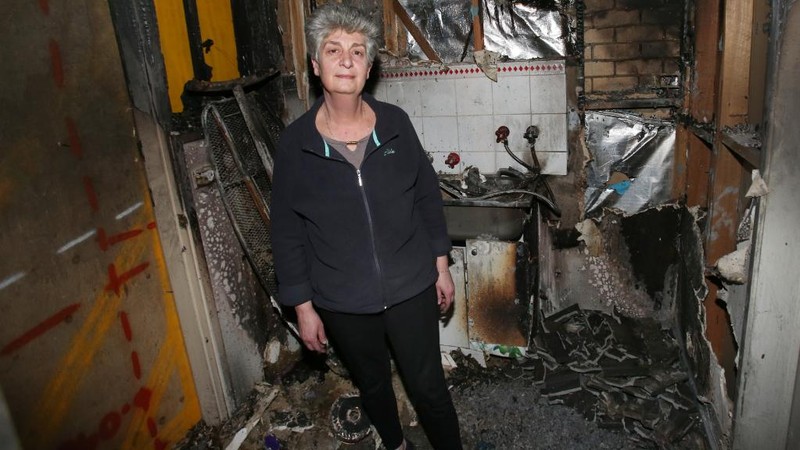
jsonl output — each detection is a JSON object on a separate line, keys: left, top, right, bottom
{"left": 440, "top": 173, "right": 533, "bottom": 241}
{"left": 442, "top": 201, "right": 529, "bottom": 240}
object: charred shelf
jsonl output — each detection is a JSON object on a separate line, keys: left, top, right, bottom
{"left": 687, "top": 124, "right": 715, "bottom": 146}
{"left": 584, "top": 97, "right": 681, "bottom": 110}
{"left": 720, "top": 129, "right": 762, "bottom": 168}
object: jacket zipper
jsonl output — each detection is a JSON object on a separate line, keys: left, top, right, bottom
{"left": 301, "top": 133, "right": 399, "bottom": 309}
{"left": 355, "top": 168, "right": 388, "bottom": 309}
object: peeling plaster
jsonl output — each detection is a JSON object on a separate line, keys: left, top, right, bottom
{"left": 676, "top": 206, "right": 731, "bottom": 445}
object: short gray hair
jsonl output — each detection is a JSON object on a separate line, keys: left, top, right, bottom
{"left": 306, "top": 4, "right": 380, "bottom": 62}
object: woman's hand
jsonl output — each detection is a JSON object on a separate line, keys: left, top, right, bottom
{"left": 295, "top": 302, "right": 328, "bottom": 353}
{"left": 435, "top": 255, "right": 455, "bottom": 313}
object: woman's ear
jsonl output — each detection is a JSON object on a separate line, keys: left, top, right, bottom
{"left": 311, "top": 58, "right": 320, "bottom": 76}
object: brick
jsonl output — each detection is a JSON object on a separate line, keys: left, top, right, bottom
{"left": 615, "top": 59, "right": 664, "bottom": 75}
{"left": 593, "top": 43, "right": 641, "bottom": 59}
{"left": 585, "top": 0, "right": 616, "bottom": 11}
{"left": 584, "top": 46, "right": 593, "bottom": 60}
{"left": 664, "top": 25, "right": 682, "bottom": 40}
{"left": 617, "top": 0, "right": 670, "bottom": 10}
{"left": 638, "top": 74, "right": 660, "bottom": 87}
{"left": 585, "top": 78, "right": 594, "bottom": 93}
{"left": 616, "top": 25, "right": 665, "bottom": 42}
{"left": 585, "top": 61, "right": 615, "bottom": 76}
{"left": 591, "top": 76, "right": 639, "bottom": 91}
{"left": 584, "top": 28, "right": 615, "bottom": 44}
{"left": 590, "top": 10, "right": 640, "bottom": 28}
{"left": 641, "top": 5, "right": 684, "bottom": 25}
{"left": 663, "top": 59, "right": 681, "bottom": 75}
{"left": 641, "top": 41, "right": 680, "bottom": 58}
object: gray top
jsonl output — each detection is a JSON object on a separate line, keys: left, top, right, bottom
{"left": 323, "top": 133, "right": 371, "bottom": 168}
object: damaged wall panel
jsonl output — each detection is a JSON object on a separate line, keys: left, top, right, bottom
{"left": 183, "top": 140, "right": 274, "bottom": 406}
{"left": 674, "top": 207, "right": 731, "bottom": 447}
{"left": 584, "top": 111, "right": 676, "bottom": 218}
{"left": 400, "top": 0, "right": 567, "bottom": 62}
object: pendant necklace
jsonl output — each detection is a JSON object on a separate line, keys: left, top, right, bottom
{"left": 324, "top": 102, "right": 363, "bottom": 146}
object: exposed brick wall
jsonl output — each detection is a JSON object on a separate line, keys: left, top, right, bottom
{"left": 583, "top": 0, "right": 683, "bottom": 97}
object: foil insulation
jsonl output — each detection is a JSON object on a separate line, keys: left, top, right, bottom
{"left": 483, "top": 0, "right": 566, "bottom": 59}
{"left": 584, "top": 111, "right": 675, "bottom": 217}
{"left": 401, "top": 0, "right": 566, "bottom": 63}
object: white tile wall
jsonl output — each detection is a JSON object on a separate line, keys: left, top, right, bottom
{"left": 376, "top": 60, "right": 568, "bottom": 175}
{"left": 420, "top": 78, "right": 456, "bottom": 116}
{"left": 372, "top": 81, "right": 387, "bottom": 102}
{"left": 529, "top": 113, "right": 568, "bottom": 155}
{"left": 422, "top": 116, "right": 459, "bottom": 153}
{"left": 409, "top": 116, "right": 424, "bottom": 143}
{"left": 383, "top": 80, "right": 422, "bottom": 117}
{"left": 531, "top": 74, "right": 567, "bottom": 114}
{"left": 455, "top": 77, "right": 494, "bottom": 116}
{"left": 492, "top": 75, "right": 531, "bottom": 115}
{"left": 536, "top": 151, "right": 568, "bottom": 175}
{"left": 457, "top": 115, "right": 496, "bottom": 152}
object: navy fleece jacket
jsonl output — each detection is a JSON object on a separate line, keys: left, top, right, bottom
{"left": 271, "top": 94, "right": 451, "bottom": 314}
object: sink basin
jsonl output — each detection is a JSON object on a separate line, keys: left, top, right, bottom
{"left": 438, "top": 172, "right": 535, "bottom": 241}
{"left": 443, "top": 202, "right": 528, "bottom": 240}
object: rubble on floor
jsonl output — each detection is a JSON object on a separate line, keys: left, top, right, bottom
{"left": 175, "top": 306, "right": 708, "bottom": 449}
{"left": 531, "top": 305, "right": 707, "bottom": 448}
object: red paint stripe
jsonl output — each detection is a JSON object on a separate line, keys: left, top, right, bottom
{"left": 131, "top": 351, "right": 141, "bottom": 379}
{"left": 119, "top": 311, "right": 133, "bottom": 341}
{"left": 146, "top": 221, "right": 156, "bottom": 230}
{"left": 154, "top": 439, "right": 168, "bottom": 450}
{"left": 65, "top": 117, "right": 83, "bottom": 158}
{"left": 38, "top": 0, "right": 49, "bottom": 15}
{"left": 1, "top": 303, "right": 80, "bottom": 356}
{"left": 98, "top": 227, "right": 144, "bottom": 251}
{"left": 97, "top": 227, "right": 109, "bottom": 251}
{"left": 134, "top": 387, "right": 152, "bottom": 411}
{"left": 108, "top": 229, "right": 144, "bottom": 246}
{"left": 48, "top": 39, "right": 64, "bottom": 88}
{"left": 146, "top": 417, "right": 158, "bottom": 438}
{"left": 104, "top": 262, "right": 150, "bottom": 296}
{"left": 82, "top": 176, "right": 99, "bottom": 212}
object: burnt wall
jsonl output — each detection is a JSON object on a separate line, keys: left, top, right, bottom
{"left": 674, "top": 206, "right": 730, "bottom": 445}
{"left": 583, "top": 0, "right": 683, "bottom": 99}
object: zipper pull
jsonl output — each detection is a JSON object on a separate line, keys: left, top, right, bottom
{"left": 356, "top": 169, "right": 363, "bottom": 187}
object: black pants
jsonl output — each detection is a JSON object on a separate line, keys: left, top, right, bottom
{"left": 318, "top": 285, "right": 463, "bottom": 450}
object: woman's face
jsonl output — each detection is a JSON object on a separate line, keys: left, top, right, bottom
{"left": 312, "top": 29, "right": 371, "bottom": 96}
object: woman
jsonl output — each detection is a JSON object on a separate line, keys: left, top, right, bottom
{"left": 271, "top": 4, "right": 463, "bottom": 450}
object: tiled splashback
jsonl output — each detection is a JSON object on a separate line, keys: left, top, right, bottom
{"left": 371, "top": 60, "right": 567, "bottom": 175}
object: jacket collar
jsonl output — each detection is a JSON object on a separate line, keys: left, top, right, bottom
{"left": 298, "top": 93, "right": 399, "bottom": 157}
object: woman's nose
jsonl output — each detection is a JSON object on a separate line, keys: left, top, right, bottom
{"left": 339, "top": 54, "right": 353, "bottom": 68}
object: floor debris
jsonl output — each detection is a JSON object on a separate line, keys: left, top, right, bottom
{"left": 176, "top": 306, "right": 708, "bottom": 449}
{"left": 530, "top": 305, "right": 706, "bottom": 448}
